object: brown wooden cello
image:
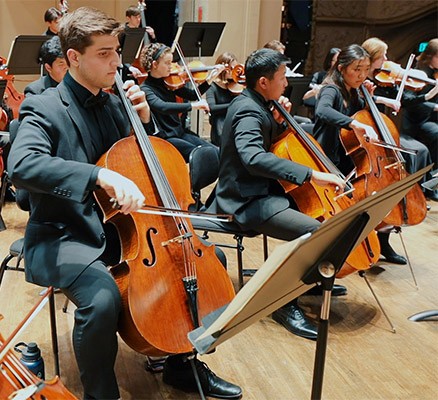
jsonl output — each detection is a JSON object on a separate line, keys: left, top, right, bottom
{"left": 340, "top": 85, "right": 427, "bottom": 227}
{"left": 94, "top": 73, "right": 235, "bottom": 356}
{"left": 0, "top": 289, "right": 77, "bottom": 399}
{"left": 270, "top": 101, "right": 380, "bottom": 278}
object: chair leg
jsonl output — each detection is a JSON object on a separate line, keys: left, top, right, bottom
{"left": 0, "top": 171, "right": 7, "bottom": 231}
{"left": 0, "top": 254, "right": 15, "bottom": 287}
{"left": 359, "top": 271, "right": 396, "bottom": 333}
{"left": 262, "top": 234, "right": 269, "bottom": 261}
{"left": 48, "top": 287, "right": 60, "bottom": 376}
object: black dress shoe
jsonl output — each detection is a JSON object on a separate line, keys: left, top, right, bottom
{"left": 304, "top": 284, "right": 347, "bottom": 297}
{"left": 163, "top": 356, "right": 242, "bottom": 399}
{"left": 381, "top": 252, "right": 407, "bottom": 265}
{"left": 272, "top": 304, "right": 318, "bottom": 341}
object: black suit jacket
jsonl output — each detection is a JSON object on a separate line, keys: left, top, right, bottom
{"left": 24, "top": 74, "right": 58, "bottom": 96}
{"left": 207, "top": 88, "right": 311, "bottom": 230}
{"left": 8, "top": 81, "right": 131, "bottom": 288}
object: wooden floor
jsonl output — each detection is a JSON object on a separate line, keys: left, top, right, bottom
{"left": 0, "top": 198, "right": 437, "bottom": 399}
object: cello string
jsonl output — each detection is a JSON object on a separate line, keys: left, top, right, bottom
{"left": 115, "top": 73, "right": 195, "bottom": 276}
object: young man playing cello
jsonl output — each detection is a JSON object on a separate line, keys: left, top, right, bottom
{"left": 8, "top": 7, "right": 241, "bottom": 400}
{"left": 206, "top": 48, "right": 347, "bottom": 341}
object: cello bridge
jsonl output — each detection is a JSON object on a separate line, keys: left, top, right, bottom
{"left": 161, "top": 232, "right": 193, "bottom": 247}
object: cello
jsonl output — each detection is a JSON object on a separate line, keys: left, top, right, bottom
{"left": 0, "top": 289, "right": 77, "bottom": 399}
{"left": 340, "top": 85, "right": 427, "bottom": 227}
{"left": 270, "top": 101, "right": 380, "bottom": 278}
{"left": 94, "top": 72, "right": 235, "bottom": 356}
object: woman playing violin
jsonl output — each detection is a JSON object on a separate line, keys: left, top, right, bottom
{"left": 402, "top": 38, "right": 438, "bottom": 183}
{"left": 313, "top": 44, "right": 408, "bottom": 265}
{"left": 362, "top": 37, "right": 438, "bottom": 202}
{"left": 139, "top": 42, "right": 224, "bottom": 161}
{"left": 206, "top": 52, "right": 240, "bottom": 145}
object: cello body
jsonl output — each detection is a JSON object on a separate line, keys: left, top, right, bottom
{"left": 340, "top": 89, "right": 427, "bottom": 227}
{"left": 94, "top": 135, "right": 235, "bottom": 356}
{"left": 271, "top": 129, "right": 380, "bottom": 278}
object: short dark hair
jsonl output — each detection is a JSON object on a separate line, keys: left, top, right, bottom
{"left": 126, "top": 6, "right": 141, "bottom": 17}
{"left": 44, "top": 7, "right": 62, "bottom": 23}
{"left": 58, "top": 7, "right": 122, "bottom": 66}
{"left": 245, "top": 48, "right": 290, "bottom": 89}
{"left": 39, "top": 36, "right": 64, "bottom": 66}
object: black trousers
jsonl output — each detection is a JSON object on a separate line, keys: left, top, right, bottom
{"left": 166, "top": 131, "right": 217, "bottom": 162}
{"left": 62, "top": 260, "right": 121, "bottom": 400}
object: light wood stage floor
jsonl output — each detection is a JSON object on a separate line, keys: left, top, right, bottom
{"left": 0, "top": 199, "right": 437, "bottom": 399}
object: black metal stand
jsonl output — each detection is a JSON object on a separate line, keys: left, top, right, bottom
{"left": 6, "top": 35, "right": 49, "bottom": 76}
{"left": 119, "top": 27, "right": 146, "bottom": 65}
{"left": 173, "top": 22, "right": 226, "bottom": 135}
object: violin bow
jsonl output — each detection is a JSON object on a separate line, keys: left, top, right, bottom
{"left": 393, "top": 54, "right": 416, "bottom": 116}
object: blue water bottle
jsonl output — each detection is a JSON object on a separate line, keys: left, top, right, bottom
{"left": 14, "top": 341, "right": 45, "bottom": 379}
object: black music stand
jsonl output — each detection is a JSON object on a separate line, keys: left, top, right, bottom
{"left": 120, "top": 27, "right": 146, "bottom": 65}
{"left": 408, "top": 174, "right": 438, "bottom": 322}
{"left": 6, "top": 35, "right": 49, "bottom": 76}
{"left": 188, "top": 166, "right": 430, "bottom": 400}
{"left": 174, "top": 22, "right": 226, "bottom": 59}
{"left": 173, "top": 22, "right": 225, "bottom": 135}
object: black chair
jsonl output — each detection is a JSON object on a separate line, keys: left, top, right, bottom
{"left": 189, "top": 145, "right": 268, "bottom": 288}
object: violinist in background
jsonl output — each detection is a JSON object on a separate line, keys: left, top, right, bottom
{"left": 24, "top": 36, "right": 68, "bottom": 96}
{"left": 402, "top": 38, "right": 438, "bottom": 190}
{"left": 313, "top": 44, "right": 409, "bottom": 265}
{"left": 43, "top": 7, "right": 63, "bottom": 36}
{"left": 362, "top": 37, "right": 438, "bottom": 202}
{"left": 205, "top": 48, "right": 347, "bottom": 341}
{"left": 206, "top": 52, "right": 239, "bottom": 146}
{"left": 264, "top": 40, "right": 303, "bottom": 77}
{"left": 302, "top": 47, "right": 340, "bottom": 112}
{"left": 139, "top": 42, "right": 223, "bottom": 161}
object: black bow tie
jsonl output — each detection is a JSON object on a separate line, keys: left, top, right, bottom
{"left": 84, "top": 91, "right": 109, "bottom": 109}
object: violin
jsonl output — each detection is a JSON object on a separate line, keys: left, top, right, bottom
{"left": 164, "top": 61, "right": 223, "bottom": 91}
{"left": 225, "top": 64, "right": 246, "bottom": 95}
{"left": 0, "top": 289, "right": 77, "bottom": 399}
{"left": 374, "top": 60, "right": 437, "bottom": 91}
{"left": 340, "top": 85, "right": 427, "bottom": 227}
{"left": 94, "top": 72, "right": 235, "bottom": 355}
{"left": 270, "top": 101, "right": 380, "bottom": 278}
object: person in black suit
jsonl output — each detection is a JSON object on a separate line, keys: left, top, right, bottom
{"left": 43, "top": 7, "right": 63, "bottom": 36}
{"left": 206, "top": 48, "right": 347, "bottom": 341}
{"left": 8, "top": 7, "right": 241, "bottom": 400}
{"left": 24, "top": 35, "right": 68, "bottom": 96}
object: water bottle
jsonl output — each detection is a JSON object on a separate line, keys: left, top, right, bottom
{"left": 14, "top": 341, "right": 45, "bottom": 379}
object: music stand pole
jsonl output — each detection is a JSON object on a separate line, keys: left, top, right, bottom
{"left": 173, "top": 22, "right": 226, "bottom": 136}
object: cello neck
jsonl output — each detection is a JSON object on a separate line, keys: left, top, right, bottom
{"left": 360, "top": 85, "right": 404, "bottom": 163}
{"left": 137, "top": 1, "right": 150, "bottom": 46}
{"left": 272, "top": 100, "right": 352, "bottom": 189}
{"left": 114, "top": 73, "right": 177, "bottom": 210}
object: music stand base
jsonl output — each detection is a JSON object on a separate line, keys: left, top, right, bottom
{"left": 408, "top": 310, "right": 438, "bottom": 321}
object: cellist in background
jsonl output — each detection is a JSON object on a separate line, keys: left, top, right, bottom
{"left": 313, "top": 44, "right": 409, "bottom": 265}
{"left": 362, "top": 37, "right": 438, "bottom": 201}
{"left": 7, "top": 7, "right": 241, "bottom": 400}
{"left": 402, "top": 38, "right": 438, "bottom": 185}
{"left": 205, "top": 48, "right": 347, "bottom": 342}
{"left": 43, "top": 7, "right": 63, "bottom": 36}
